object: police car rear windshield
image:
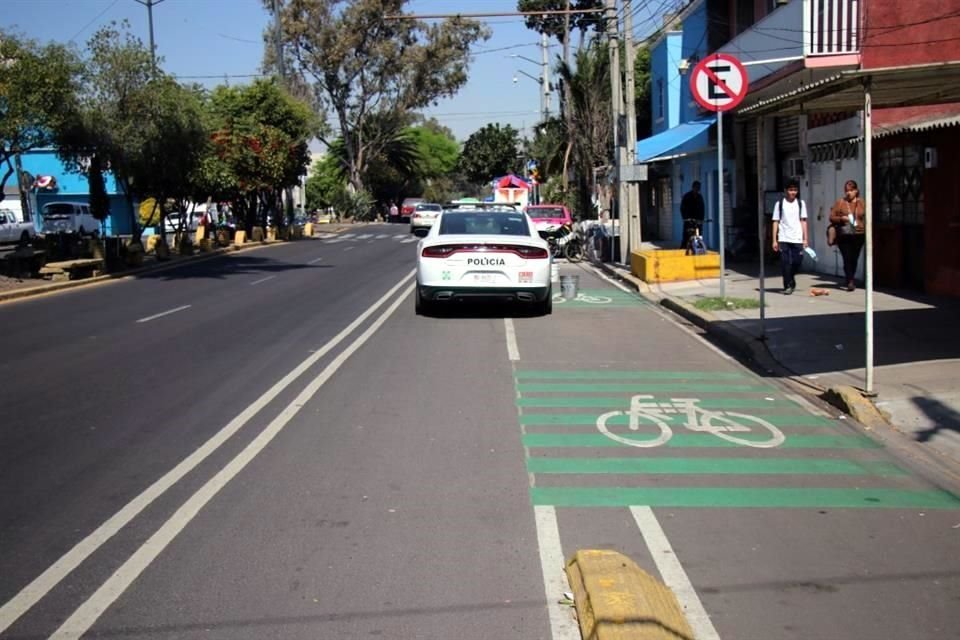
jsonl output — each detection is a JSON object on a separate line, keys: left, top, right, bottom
{"left": 438, "top": 212, "right": 530, "bottom": 236}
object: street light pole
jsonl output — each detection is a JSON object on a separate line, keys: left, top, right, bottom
{"left": 132, "top": 0, "right": 165, "bottom": 74}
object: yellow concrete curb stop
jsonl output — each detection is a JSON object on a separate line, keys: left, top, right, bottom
{"left": 566, "top": 549, "right": 694, "bottom": 640}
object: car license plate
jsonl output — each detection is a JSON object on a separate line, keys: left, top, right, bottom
{"left": 473, "top": 273, "right": 496, "bottom": 283}
{"left": 518, "top": 271, "right": 533, "bottom": 283}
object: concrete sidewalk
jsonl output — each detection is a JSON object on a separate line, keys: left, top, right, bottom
{"left": 598, "top": 256, "right": 960, "bottom": 476}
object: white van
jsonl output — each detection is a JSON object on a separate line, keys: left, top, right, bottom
{"left": 41, "top": 202, "right": 100, "bottom": 236}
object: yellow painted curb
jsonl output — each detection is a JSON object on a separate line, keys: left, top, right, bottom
{"left": 566, "top": 550, "right": 694, "bottom": 640}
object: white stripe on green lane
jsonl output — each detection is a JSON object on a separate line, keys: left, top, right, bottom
{"left": 526, "top": 457, "right": 907, "bottom": 476}
{"left": 517, "top": 383, "right": 769, "bottom": 393}
{"left": 520, "top": 413, "right": 835, "bottom": 428}
{"left": 515, "top": 370, "right": 746, "bottom": 380}
{"left": 523, "top": 433, "right": 883, "bottom": 449}
{"left": 517, "top": 397, "right": 788, "bottom": 408}
{"left": 529, "top": 486, "right": 960, "bottom": 509}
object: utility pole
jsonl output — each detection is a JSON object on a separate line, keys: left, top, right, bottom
{"left": 541, "top": 32, "right": 551, "bottom": 120}
{"left": 606, "top": 0, "right": 627, "bottom": 264}
{"left": 271, "top": 0, "right": 295, "bottom": 220}
{"left": 132, "top": 0, "right": 165, "bottom": 74}
{"left": 623, "top": 0, "right": 641, "bottom": 254}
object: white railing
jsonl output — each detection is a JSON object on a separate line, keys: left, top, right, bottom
{"left": 805, "top": 0, "right": 860, "bottom": 56}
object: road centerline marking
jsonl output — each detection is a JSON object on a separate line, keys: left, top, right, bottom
{"left": 135, "top": 305, "right": 191, "bottom": 324}
{"left": 249, "top": 275, "right": 276, "bottom": 286}
{"left": 630, "top": 506, "right": 721, "bottom": 640}
{"left": 0, "top": 271, "right": 416, "bottom": 635}
{"left": 307, "top": 257, "right": 324, "bottom": 265}
{"left": 49, "top": 281, "right": 416, "bottom": 639}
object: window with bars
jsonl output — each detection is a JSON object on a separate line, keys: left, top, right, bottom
{"left": 877, "top": 146, "right": 924, "bottom": 225}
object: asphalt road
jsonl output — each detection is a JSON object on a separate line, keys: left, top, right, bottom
{"left": 1, "top": 225, "right": 958, "bottom": 639}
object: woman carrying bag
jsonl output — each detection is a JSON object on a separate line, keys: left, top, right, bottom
{"left": 829, "top": 179, "right": 866, "bottom": 291}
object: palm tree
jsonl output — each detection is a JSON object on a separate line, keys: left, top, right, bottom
{"left": 556, "top": 39, "right": 612, "bottom": 217}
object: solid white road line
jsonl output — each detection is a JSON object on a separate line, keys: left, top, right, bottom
{"left": 135, "top": 305, "right": 191, "bottom": 324}
{"left": 401, "top": 237, "right": 417, "bottom": 244}
{"left": 504, "top": 318, "right": 520, "bottom": 361}
{"left": 630, "top": 506, "right": 720, "bottom": 640}
{"left": 307, "top": 257, "right": 324, "bottom": 265}
{"left": 249, "top": 275, "right": 276, "bottom": 286}
{"left": 0, "top": 270, "right": 416, "bottom": 635}
{"left": 50, "top": 282, "right": 417, "bottom": 639}
{"left": 534, "top": 506, "right": 581, "bottom": 640}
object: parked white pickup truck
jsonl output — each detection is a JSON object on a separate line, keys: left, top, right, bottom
{"left": 0, "top": 208, "right": 36, "bottom": 245}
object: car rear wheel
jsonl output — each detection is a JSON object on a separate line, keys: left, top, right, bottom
{"left": 19, "top": 230, "right": 31, "bottom": 247}
{"left": 415, "top": 287, "right": 432, "bottom": 316}
{"left": 536, "top": 287, "right": 553, "bottom": 316}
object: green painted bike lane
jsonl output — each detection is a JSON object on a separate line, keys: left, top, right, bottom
{"left": 514, "top": 369, "right": 960, "bottom": 510}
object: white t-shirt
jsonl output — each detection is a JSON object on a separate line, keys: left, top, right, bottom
{"left": 772, "top": 198, "right": 807, "bottom": 244}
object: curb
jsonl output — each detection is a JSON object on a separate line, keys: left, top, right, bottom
{"left": 0, "top": 237, "right": 307, "bottom": 305}
{"left": 566, "top": 549, "right": 695, "bottom": 640}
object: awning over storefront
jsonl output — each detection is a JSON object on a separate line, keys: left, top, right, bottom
{"left": 636, "top": 116, "right": 716, "bottom": 163}
{"left": 738, "top": 61, "right": 960, "bottom": 116}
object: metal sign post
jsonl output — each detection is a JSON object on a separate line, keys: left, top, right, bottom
{"left": 690, "top": 53, "right": 749, "bottom": 299}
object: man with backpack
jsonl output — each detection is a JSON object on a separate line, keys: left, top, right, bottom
{"left": 771, "top": 179, "right": 809, "bottom": 295}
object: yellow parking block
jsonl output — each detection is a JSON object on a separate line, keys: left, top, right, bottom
{"left": 566, "top": 549, "right": 694, "bottom": 640}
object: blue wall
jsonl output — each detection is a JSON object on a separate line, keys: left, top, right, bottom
{"left": 679, "top": 1, "right": 710, "bottom": 125}
{"left": 19, "top": 149, "right": 135, "bottom": 235}
{"left": 650, "top": 32, "right": 683, "bottom": 134}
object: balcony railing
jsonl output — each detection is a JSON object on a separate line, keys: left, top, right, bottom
{"left": 805, "top": 0, "right": 860, "bottom": 56}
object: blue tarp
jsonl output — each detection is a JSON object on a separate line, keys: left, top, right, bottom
{"left": 636, "top": 116, "right": 716, "bottom": 162}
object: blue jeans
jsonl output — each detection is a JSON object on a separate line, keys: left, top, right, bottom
{"left": 779, "top": 242, "right": 804, "bottom": 290}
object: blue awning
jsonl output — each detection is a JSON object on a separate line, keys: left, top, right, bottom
{"left": 636, "top": 116, "right": 716, "bottom": 163}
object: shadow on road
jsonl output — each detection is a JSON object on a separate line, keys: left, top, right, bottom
{"left": 136, "top": 254, "right": 333, "bottom": 282}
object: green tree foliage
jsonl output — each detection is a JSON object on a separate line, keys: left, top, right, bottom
{"left": 304, "top": 155, "right": 344, "bottom": 211}
{"left": 409, "top": 122, "right": 459, "bottom": 179}
{"left": 203, "top": 79, "right": 316, "bottom": 229}
{"left": 634, "top": 45, "right": 652, "bottom": 139}
{"left": 516, "top": 0, "right": 604, "bottom": 51}
{"left": 87, "top": 154, "right": 110, "bottom": 225}
{"left": 457, "top": 123, "right": 521, "bottom": 187}
{"left": 57, "top": 22, "right": 160, "bottom": 235}
{"left": 267, "top": 0, "right": 489, "bottom": 192}
{"left": 0, "top": 30, "right": 81, "bottom": 212}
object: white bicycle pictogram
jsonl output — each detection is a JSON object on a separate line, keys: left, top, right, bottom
{"left": 552, "top": 293, "right": 613, "bottom": 304}
{"left": 596, "top": 394, "right": 786, "bottom": 448}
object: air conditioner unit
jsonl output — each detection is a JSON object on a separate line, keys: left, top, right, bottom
{"left": 786, "top": 157, "right": 806, "bottom": 178}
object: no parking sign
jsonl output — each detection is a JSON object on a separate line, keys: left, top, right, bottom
{"left": 690, "top": 53, "right": 748, "bottom": 112}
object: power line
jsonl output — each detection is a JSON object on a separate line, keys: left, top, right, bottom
{"left": 69, "top": 0, "right": 121, "bottom": 43}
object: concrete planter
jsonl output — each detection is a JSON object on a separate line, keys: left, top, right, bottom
{"left": 631, "top": 249, "right": 720, "bottom": 283}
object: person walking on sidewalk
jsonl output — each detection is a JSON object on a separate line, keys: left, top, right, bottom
{"left": 771, "top": 179, "right": 809, "bottom": 295}
{"left": 829, "top": 179, "right": 866, "bottom": 291}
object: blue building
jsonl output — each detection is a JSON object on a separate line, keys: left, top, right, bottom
{"left": 16, "top": 149, "right": 136, "bottom": 236}
{"left": 637, "top": 2, "right": 724, "bottom": 250}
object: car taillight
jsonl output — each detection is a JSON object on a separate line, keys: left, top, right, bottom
{"left": 514, "top": 246, "right": 549, "bottom": 259}
{"left": 422, "top": 245, "right": 457, "bottom": 258}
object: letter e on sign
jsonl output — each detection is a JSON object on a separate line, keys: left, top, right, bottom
{"left": 690, "top": 53, "right": 748, "bottom": 112}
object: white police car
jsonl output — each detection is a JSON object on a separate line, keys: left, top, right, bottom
{"left": 415, "top": 204, "right": 553, "bottom": 315}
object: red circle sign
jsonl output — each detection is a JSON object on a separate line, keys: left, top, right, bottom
{"left": 690, "top": 53, "right": 749, "bottom": 112}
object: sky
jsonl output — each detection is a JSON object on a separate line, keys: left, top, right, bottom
{"left": 1, "top": 0, "right": 670, "bottom": 143}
